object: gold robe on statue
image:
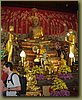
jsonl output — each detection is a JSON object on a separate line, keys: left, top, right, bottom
{"left": 65, "top": 29, "right": 76, "bottom": 65}
{"left": 29, "top": 16, "right": 44, "bottom": 39}
{"left": 66, "top": 32, "right": 76, "bottom": 55}
{"left": 6, "top": 32, "right": 14, "bottom": 62}
{"left": 32, "top": 26, "right": 43, "bottom": 39}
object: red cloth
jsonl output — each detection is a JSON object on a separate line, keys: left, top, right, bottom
{"left": 1, "top": 71, "right": 8, "bottom": 82}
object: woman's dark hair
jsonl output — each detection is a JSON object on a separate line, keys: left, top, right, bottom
{"left": 4, "top": 62, "right": 13, "bottom": 71}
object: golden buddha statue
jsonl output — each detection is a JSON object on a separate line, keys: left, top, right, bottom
{"left": 58, "top": 52, "right": 72, "bottom": 74}
{"left": 65, "top": 29, "right": 76, "bottom": 65}
{"left": 60, "top": 52, "right": 66, "bottom": 66}
{"left": 5, "top": 25, "right": 15, "bottom": 62}
{"left": 39, "top": 44, "right": 46, "bottom": 55}
{"left": 39, "top": 44, "right": 47, "bottom": 67}
{"left": 29, "top": 15, "right": 44, "bottom": 40}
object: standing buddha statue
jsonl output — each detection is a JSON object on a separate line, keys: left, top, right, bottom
{"left": 65, "top": 29, "right": 76, "bottom": 65}
{"left": 5, "top": 25, "right": 15, "bottom": 62}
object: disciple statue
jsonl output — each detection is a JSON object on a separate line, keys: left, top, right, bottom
{"left": 65, "top": 29, "right": 76, "bottom": 65}
{"left": 29, "top": 16, "right": 44, "bottom": 40}
{"left": 5, "top": 25, "right": 15, "bottom": 62}
{"left": 58, "top": 52, "right": 72, "bottom": 77}
{"left": 60, "top": 52, "right": 67, "bottom": 66}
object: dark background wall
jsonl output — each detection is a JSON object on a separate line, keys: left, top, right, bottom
{"left": 1, "top": 1, "right": 78, "bottom": 14}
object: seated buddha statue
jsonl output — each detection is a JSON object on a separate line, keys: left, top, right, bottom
{"left": 29, "top": 16, "right": 44, "bottom": 40}
{"left": 60, "top": 52, "right": 67, "bottom": 66}
{"left": 58, "top": 52, "right": 72, "bottom": 74}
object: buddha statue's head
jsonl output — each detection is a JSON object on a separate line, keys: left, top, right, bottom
{"left": 29, "top": 8, "right": 40, "bottom": 27}
{"left": 9, "top": 25, "right": 14, "bottom": 32}
{"left": 68, "top": 29, "right": 74, "bottom": 34}
{"left": 32, "top": 16, "right": 39, "bottom": 26}
{"left": 60, "top": 52, "right": 64, "bottom": 59}
{"left": 68, "top": 29, "right": 76, "bottom": 37}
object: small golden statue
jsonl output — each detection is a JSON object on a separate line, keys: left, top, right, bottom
{"left": 39, "top": 44, "right": 46, "bottom": 55}
{"left": 39, "top": 44, "right": 47, "bottom": 67}
{"left": 5, "top": 25, "right": 15, "bottom": 62}
{"left": 58, "top": 52, "right": 72, "bottom": 74}
{"left": 60, "top": 52, "right": 66, "bottom": 65}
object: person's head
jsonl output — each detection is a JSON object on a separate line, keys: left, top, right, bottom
{"left": 3, "top": 62, "right": 13, "bottom": 74}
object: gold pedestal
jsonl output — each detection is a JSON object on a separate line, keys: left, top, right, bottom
{"left": 26, "top": 91, "right": 42, "bottom": 96}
